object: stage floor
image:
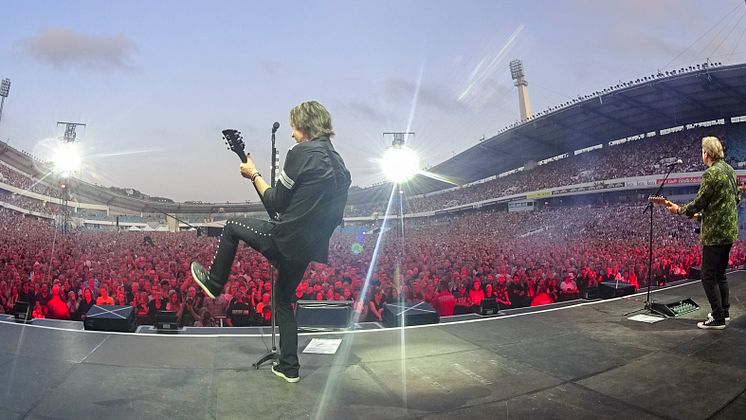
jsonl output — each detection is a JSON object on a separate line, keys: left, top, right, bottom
{"left": 2, "top": 273, "right": 746, "bottom": 419}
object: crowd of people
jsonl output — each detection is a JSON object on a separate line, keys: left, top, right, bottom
{"left": 2, "top": 197, "right": 744, "bottom": 326}
{"left": 0, "top": 163, "right": 63, "bottom": 200}
{"left": 1, "top": 190, "right": 63, "bottom": 215}
{"left": 2, "top": 125, "right": 746, "bottom": 327}
{"left": 346, "top": 126, "right": 742, "bottom": 216}
{"left": 3, "top": 126, "right": 744, "bottom": 223}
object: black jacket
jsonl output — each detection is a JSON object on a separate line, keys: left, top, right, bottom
{"left": 263, "top": 136, "right": 350, "bottom": 263}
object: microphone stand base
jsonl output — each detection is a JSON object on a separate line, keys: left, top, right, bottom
{"left": 623, "top": 301, "right": 668, "bottom": 318}
{"left": 253, "top": 350, "right": 278, "bottom": 369}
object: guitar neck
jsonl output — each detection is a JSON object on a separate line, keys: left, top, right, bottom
{"left": 224, "top": 128, "right": 278, "bottom": 220}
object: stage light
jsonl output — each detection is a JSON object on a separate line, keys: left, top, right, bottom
{"left": 52, "top": 141, "right": 82, "bottom": 178}
{"left": 381, "top": 145, "right": 420, "bottom": 183}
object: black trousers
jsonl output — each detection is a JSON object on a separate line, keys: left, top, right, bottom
{"left": 210, "top": 218, "right": 308, "bottom": 375}
{"left": 700, "top": 243, "right": 732, "bottom": 321}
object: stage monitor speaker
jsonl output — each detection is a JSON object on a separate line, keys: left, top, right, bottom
{"left": 155, "top": 310, "right": 180, "bottom": 331}
{"left": 479, "top": 297, "right": 500, "bottom": 315}
{"left": 12, "top": 301, "right": 31, "bottom": 323}
{"left": 650, "top": 297, "right": 699, "bottom": 317}
{"left": 582, "top": 287, "right": 599, "bottom": 300}
{"left": 295, "top": 300, "right": 352, "bottom": 331}
{"left": 382, "top": 301, "right": 440, "bottom": 328}
{"left": 84, "top": 305, "right": 136, "bottom": 332}
{"left": 598, "top": 281, "right": 636, "bottom": 299}
{"left": 689, "top": 266, "right": 701, "bottom": 280}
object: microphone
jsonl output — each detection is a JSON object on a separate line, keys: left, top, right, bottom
{"left": 666, "top": 159, "right": 683, "bottom": 167}
{"left": 272, "top": 122, "right": 280, "bottom": 133}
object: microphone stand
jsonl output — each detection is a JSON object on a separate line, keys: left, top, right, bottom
{"left": 254, "top": 124, "right": 280, "bottom": 369}
{"left": 624, "top": 162, "right": 679, "bottom": 317}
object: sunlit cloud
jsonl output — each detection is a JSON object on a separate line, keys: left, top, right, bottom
{"left": 21, "top": 27, "right": 138, "bottom": 70}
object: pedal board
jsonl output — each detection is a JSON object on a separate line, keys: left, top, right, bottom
{"left": 650, "top": 297, "right": 699, "bottom": 317}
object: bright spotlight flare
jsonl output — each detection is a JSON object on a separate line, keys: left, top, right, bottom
{"left": 52, "top": 142, "right": 82, "bottom": 178}
{"left": 381, "top": 145, "right": 420, "bottom": 183}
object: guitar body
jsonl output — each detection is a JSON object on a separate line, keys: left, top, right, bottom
{"left": 222, "top": 129, "right": 279, "bottom": 221}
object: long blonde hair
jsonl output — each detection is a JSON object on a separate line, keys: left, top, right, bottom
{"left": 289, "top": 101, "right": 335, "bottom": 139}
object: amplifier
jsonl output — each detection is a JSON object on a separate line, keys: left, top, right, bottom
{"left": 650, "top": 297, "right": 699, "bottom": 317}
{"left": 479, "top": 297, "right": 500, "bottom": 315}
{"left": 155, "top": 311, "right": 180, "bottom": 331}
{"left": 12, "top": 301, "right": 32, "bottom": 323}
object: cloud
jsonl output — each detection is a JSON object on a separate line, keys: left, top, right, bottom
{"left": 21, "top": 28, "right": 137, "bottom": 70}
{"left": 383, "top": 78, "right": 467, "bottom": 114}
{"left": 343, "top": 99, "right": 394, "bottom": 121}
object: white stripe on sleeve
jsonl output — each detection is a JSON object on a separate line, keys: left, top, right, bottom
{"left": 279, "top": 170, "right": 295, "bottom": 189}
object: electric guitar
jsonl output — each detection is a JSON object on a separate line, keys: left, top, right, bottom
{"left": 648, "top": 195, "right": 701, "bottom": 222}
{"left": 222, "top": 129, "right": 279, "bottom": 221}
{"left": 648, "top": 195, "right": 673, "bottom": 207}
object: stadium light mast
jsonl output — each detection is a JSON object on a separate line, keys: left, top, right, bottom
{"left": 56, "top": 121, "right": 86, "bottom": 143}
{"left": 53, "top": 121, "right": 86, "bottom": 233}
{"left": 0, "top": 78, "right": 10, "bottom": 127}
{"left": 509, "top": 59, "right": 533, "bottom": 120}
{"left": 381, "top": 131, "right": 418, "bottom": 290}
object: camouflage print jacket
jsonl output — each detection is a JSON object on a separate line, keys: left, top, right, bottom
{"left": 680, "top": 160, "right": 738, "bottom": 246}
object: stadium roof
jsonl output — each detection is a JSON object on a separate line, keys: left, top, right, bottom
{"left": 349, "top": 62, "right": 746, "bottom": 202}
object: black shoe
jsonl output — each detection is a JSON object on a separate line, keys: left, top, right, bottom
{"left": 708, "top": 312, "right": 730, "bottom": 322}
{"left": 697, "top": 317, "right": 726, "bottom": 330}
{"left": 271, "top": 364, "right": 300, "bottom": 383}
{"left": 190, "top": 262, "right": 220, "bottom": 299}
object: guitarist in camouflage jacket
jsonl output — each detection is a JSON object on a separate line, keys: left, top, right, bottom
{"left": 665, "top": 136, "right": 738, "bottom": 330}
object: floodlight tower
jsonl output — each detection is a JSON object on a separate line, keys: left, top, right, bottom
{"left": 56, "top": 121, "right": 86, "bottom": 143}
{"left": 0, "top": 78, "right": 10, "bottom": 127}
{"left": 509, "top": 59, "right": 533, "bottom": 120}
{"left": 54, "top": 121, "right": 86, "bottom": 233}
{"left": 381, "top": 131, "right": 418, "bottom": 290}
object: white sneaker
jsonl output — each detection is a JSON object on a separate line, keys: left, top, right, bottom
{"left": 698, "top": 317, "right": 726, "bottom": 330}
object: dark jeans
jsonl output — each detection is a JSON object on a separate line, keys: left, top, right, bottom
{"left": 701, "top": 244, "right": 732, "bottom": 321}
{"left": 210, "top": 218, "right": 309, "bottom": 375}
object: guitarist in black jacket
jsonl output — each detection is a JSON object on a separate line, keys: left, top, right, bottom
{"left": 191, "top": 101, "right": 351, "bottom": 382}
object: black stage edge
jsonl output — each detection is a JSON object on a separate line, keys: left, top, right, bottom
{"left": 1, "top": 272, "right": 746, "bottom": 419}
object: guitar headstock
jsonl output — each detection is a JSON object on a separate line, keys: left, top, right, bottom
{"left": 222, "top": 129, "right": 247, "bottom": 163}
{"left": 648, "top": 195, "right": 670, "bottom": 206}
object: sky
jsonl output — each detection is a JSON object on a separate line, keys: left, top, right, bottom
{"left": 1, "top": 0, "right": 745, "bottom": 203}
